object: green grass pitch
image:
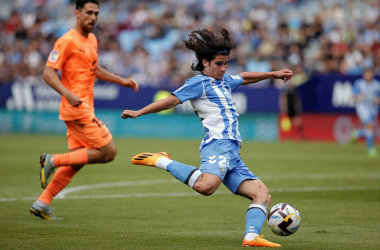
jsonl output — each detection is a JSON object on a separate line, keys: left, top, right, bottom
{"left": 0, "top": 134, "right": 379, "bottom": 249}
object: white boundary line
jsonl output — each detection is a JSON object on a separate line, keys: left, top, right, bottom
{"left": 1, "top": 186, "right": 379, "bottom": 202}
{"left": 56, "top": 179, "right": 178, "bottom": 199}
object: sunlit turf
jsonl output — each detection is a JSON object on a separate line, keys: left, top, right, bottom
{"left": 0, "top": 134, "right": 379, "bottom": 250}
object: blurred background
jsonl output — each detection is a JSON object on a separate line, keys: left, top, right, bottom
{"left": 0, "top": 0, "right": 379, "bottom": 144}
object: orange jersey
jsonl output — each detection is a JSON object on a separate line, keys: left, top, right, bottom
{"left": 46, "top": 29, "right": 98, "bottom": 121}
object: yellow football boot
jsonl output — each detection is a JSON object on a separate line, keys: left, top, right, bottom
{"left": 131, "top": 152, "right": 170, "bottom": 167}
{"left": 242, "top": 235, "right": 281, "bottom": 247}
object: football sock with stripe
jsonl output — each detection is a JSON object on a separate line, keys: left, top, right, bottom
{"left": 155, "top": 157, "right": 173, "bottom": 170}
{"left": 166, "top": 161, "right": 202, "bottom": 188}
{"left": 38, "top": 167, "right": 77, "bottom": 205}
{"left": 365, "top": 129, "right": 374, "bottom": 150}
{"left": 53, "top": 149, "right": 88, "bottom": 167}
{"left": 244, "top": 203, "right": 268, "bottom": 238}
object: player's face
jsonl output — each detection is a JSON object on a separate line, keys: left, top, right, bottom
{"left": 364, "top": 70, "right": 374, "bottom": 83}
{"left": 76, "top": 3, "right": 99, "bottom": 34}
{"left": 203, "top": 55, "right": 229, "bottom": 80}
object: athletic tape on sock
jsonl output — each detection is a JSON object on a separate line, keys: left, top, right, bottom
{"left": 244, "top": 233, "right": 259, "bottom": 240}
{"left": 248, "top": 203, "right": 268, "bottom": 215}
{"left": 187, "top": 170, "right": 202, "bottom": 188}
{"left": 156, "top": 158, "right": 173, "bottom": 170}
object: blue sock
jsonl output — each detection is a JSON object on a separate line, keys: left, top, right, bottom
{"left": 365, "top": 130, "right": 374, "bottom": 150}
{"left": 167, "top": 160, "right": 202, "bottom": 188}
{"left": 245, "top": 204, "right": 268, "bottom": 236}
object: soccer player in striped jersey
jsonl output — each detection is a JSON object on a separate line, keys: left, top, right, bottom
{"left": 121, "top": 29, "right": 292, "bottom": 247}
{"left": 351, "top": 68, "right": 380, "bottom": 157}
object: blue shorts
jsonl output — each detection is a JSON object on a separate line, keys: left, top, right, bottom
{"left": 356, "top": 106, "right": 378, "bottom": 125}
{"left": 358, "top": 113, "right": 376, "bottom": 125}
{"left": 200, "top": 139, "right": 258, "bottom": 194}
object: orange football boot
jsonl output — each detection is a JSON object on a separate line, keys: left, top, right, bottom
{"left": 242, "top": 235, "right": 281, "bottom": 247}
{"left": 131, "top": 152, "right": 171, "bottom": 167}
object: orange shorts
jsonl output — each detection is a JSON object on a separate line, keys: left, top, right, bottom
{"left": 65, "top": 115, "right": 113, "bottom": 150}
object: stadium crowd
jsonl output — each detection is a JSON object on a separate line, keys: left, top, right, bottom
{"left": 0, "top": 0, "right": 380, "bottom": 87}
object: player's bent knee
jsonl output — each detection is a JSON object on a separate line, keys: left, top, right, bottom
{"left": 110, "top": 148, "right": 117, "bottom": 161}
{"left": 200, "top": 189, "right": 216, "bottom": 196}
{"left": 103, "top": 148, "right": 117, "bottom": 163}
{"left": 245, "top": 182, "right": 271, "bottom": 205}
{"left": 104, "top": 153, "right": 116, "bottom": 163}
{"left": 195, "top": 183, "right": 217, "bottom": 196}
{"left": 256, "top": 190, "right": 271, "bottom": 207}
{"left": 100, "top": 151, "right": 116, "bottom": 163}
{"left": 263, "top": 192, "right": 272, "bottom": 205}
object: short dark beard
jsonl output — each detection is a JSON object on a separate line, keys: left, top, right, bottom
{"left": 81, "top": 23, "right": 94, "bottom": 33}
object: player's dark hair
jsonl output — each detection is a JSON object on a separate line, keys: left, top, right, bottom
{"left": 76, "top": 0, "right": 99, "bottom": 10}
{"left": 184, "top": 28, "right": 232, "bottom": 72}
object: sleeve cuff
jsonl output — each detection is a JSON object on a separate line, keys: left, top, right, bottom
{"left": 171, "top": 92, "right": 184, "bottom": 104}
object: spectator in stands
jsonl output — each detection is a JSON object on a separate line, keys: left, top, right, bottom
{"left": 278, "top": 80, "right": 306, "bottom": 141}
{"left": 0, "top": 0, "right": 379, "bottom": 86}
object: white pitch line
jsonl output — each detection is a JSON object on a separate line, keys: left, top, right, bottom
{"left": 56, "top": 179, "right": 178, "bottom": 199}
{"left": 0, "top": 196, "right": 39, "bottom": 202}
{"left": 1, "top": 186, "right": 379, "bottom": 202}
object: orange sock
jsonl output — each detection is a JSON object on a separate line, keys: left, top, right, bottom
{"left": 53, "top": 148, "right": 88, "bottom": 167}
{"left": 38, "top": 167, "right": 77, "bottom": 205}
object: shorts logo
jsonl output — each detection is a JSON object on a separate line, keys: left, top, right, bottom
{"left": 48, "top": 50, "right": 59, "bottom": 63}
{"left": 208, "top": 155, "right": 216, "bottom": 164}
{"left": 220, "top": 167, "right": 226, "bottom": 175}
{"left": 101, "top": 131, "right": 109, "bottom": 138}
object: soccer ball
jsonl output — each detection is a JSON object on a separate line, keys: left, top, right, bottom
{"left": 267, "top": 203, "right": 301, "bottom": 236}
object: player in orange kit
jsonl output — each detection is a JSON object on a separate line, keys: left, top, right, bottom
{"left": 29, "top": 0, "right": 139, "bottom": 220}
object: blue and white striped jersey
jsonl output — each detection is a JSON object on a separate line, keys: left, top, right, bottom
{"left": 352, "top": 78, "right": 380, "bottom": 122}
{"left": 173, "top": 74, "right": 243, "bottom": 150}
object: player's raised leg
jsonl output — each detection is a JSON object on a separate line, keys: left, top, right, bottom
{"left": 132, "top": 151, "right": 224, "bottom": 196}
{"left": 31, "top": 139, "right": 117, "bottom": 220}
{"left": 237, "top": 179, "right": 281, "bottom": 247}
{"left": 39, "top": 149, "right": 88, "bottom": 189}
{"left": 40, "top": 139, "right": 117, "bottom": 189}
{"left": 132, "top": 152, "right": 210, "bottom": 191}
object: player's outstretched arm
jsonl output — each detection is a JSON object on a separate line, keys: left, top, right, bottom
{"left": 239, "top": 69, "right": 293, "bottom": 85}
{"left": 121, "top": 94, "right": 181, "bottom": 119}
{"left": 43, "top": 66, "right": 83, "bottom": 107}
{"left": 96, "top": 65, "right": 139, "bottom": 92}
